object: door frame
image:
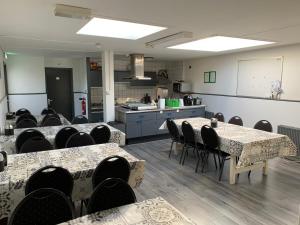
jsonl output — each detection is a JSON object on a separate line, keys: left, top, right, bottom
{"left": 45, "top": 67, "right": 75, "bottom": 119}
{"left": 3, "top": 62, "right": 10, "bottom": 111}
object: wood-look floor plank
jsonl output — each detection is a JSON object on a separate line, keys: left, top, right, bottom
{"left": 124, "top": 139, "right": 300, "bottom": 225}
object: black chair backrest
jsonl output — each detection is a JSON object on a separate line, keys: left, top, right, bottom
{"left": 55, "top": 127, "right": 79, "bottom": 149}
{"left": 41, "top": 117, "right": 62, "bottom": 127}
{"left": 19, "top": 136, "right": 53, "bottom": 154}
{"left": 181, "top": 121, "right": 196, "bottom": 145}
{"left": 87, "top": 178, "right": 136, "bottom": 214}
{"left": 90, "top": 125, "right": 111, "bottom": 144}
{"left": 201, "top": 125, "right": 219, "bottom": 149}
{"left": 228, "top": 116, "right": 243, "bottom": 126}
{"left": 65, "top": 132, "right": 95, "bottom": 148}
{"left": 41, "top": 113, "right": 60, "bottom": 124}
{"left": 15, "top": 108, "right": 31, "bottom": 116}
{"left": 92, "top": 156, "right": 130, "bottom": 189}
{"left": 254, "top": 120, "right": 273, "bottom": 132}
{"left": 9, "top": 188, "right": 75, "bottom": 225}
{"left": 16, "top": 129, "right": 45, "bottom": 153}
{"left": 41, "top": 108, "right": 56, "bottom": 115}
{"left": 71, "top": 115, "right": 88, "bottom": 124}
{"left": 16, "top": 114, "right": 37, "bottom": 124}
{"left": 16, "top": 119, "right": 37, "bottom": 129}
{"left": 214, "top": 112, "right": 225, "bottom": 122}
{"left": 166, "top": 119, "right": 180, "bottom": 141}
{"left": 25, "top": 165, "right": 74, "bottom": 197}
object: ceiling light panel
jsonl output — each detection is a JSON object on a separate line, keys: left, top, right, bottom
{"left": 168, "top": 36, "right": 274, "bottom": 52}
{"left": 77, "top": 18, "right": 166, "bottom": 40}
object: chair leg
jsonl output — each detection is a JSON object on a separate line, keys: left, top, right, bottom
{"left": 182, "top": 148, "right": 189, "bottom": 165}
{"left": 80, "top": 200, "right": 84, "bottom": 216}
{"left": 195, "top": 151, "right": 203, "bottom": 173}
{"left": 213, "top": 153, "right": 218, "bottom": 170}
{"left": 201, "top": 152, "right": 209, "bottom": 173}
{"left": 169, "top": 141, "right": 174, "bottom": 158}
{"left": 218, "top": 157, "right": 226, "bottom": 181}
{"left": 248, "top": 170, "right": 252, "bottom": 177}
{"left": 179, "top": 145, "right": 185, "bottom": 164}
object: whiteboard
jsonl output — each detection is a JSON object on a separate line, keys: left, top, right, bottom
{"left": 236, "top": 57, "right": 283, "bottom": 98}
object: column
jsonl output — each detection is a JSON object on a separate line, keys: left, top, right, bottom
{"left": 102, "top": 50, "right": 115, "bottom": 122}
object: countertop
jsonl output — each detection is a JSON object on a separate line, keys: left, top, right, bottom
{"left": 115, "top": 105, "right": 206, "bottom": 114}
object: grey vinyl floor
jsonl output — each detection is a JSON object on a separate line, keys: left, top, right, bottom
{"left": 124, "top": 139, "right": 300, "bottom": 225}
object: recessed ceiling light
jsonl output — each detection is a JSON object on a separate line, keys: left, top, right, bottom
{"left": 168, "top": 36, "right": 275, "bottom": 52}
{"left": 77, "top": 18, "right": 166, "bottom": 40}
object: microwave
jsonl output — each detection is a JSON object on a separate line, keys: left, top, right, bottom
{"left": 173, "top": 82, "right": 192, "bottom": 93}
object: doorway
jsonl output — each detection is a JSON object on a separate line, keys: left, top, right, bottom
{"left": 45, "top": 68, "right": 74, "bottom": 120}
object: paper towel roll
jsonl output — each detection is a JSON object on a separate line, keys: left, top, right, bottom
{"left": 159, "top": 99, "right": 165, "bottom": 109}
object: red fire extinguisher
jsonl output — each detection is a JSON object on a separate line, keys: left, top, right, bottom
{"left": 80, "top": 97, "right": 86, "bottom": 115}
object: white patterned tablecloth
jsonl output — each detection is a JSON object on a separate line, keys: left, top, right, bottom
{"left": 0, "top": 143, "right": 144, "bottom": 220}
{"left": 160, "top": 117, "right": 297, "bottom": 167}
{"left": 5, "top": 114, "right": 71, "bottom": 127}
{"left": 59, "top": 197, "right": 195, "bottom": 225}
{"left": 0, "top": 122, "right": 126, "bottom": 154}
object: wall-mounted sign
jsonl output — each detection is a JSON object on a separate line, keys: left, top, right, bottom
{"left": 204, "top": 71, "right": 216, "bottom": 83}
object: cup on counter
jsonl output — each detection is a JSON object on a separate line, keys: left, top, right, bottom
{"left": 211, "top": 118, "right": 218, "bottom": 128}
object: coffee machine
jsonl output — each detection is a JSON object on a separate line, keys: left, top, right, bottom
{"left": 183, "top": 95, "right": 193, "bottom": 106}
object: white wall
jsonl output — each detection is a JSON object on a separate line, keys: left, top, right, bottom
{"left": 184, "top": 44, "right": 300, "bottom": 131}
{"left": 7, "top": 55, "right": 45, "bottom": 93}
{"left": 6, "top": 55, "right": 88, "bottom": 117}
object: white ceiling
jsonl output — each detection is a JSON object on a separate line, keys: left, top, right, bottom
{"left": 1, "top": 0, "right": 300, "bottom": 60}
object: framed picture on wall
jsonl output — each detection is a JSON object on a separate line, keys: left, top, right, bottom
{"left": 209, "top": 71, "right": 216, "bottom": 83}
{"left": 204, "top": 72, "right": 210, "bottom": 83}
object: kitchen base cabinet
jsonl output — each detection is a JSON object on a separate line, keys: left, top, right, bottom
{"left": 126, "top": 121, "right": 142, "bottom": 139}
{"left": 119, "top": 106, "right": 206, "bottom": 140}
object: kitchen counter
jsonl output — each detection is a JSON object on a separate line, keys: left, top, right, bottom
{"left": 115, "top": 105, "right": 206, "bottom": 139}
{"left": 116, "top": 105, "right": 206, "bottom": 114}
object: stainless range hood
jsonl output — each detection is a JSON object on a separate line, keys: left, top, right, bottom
{"left": 130, "top": 54, "right": 151, "bottom": 80}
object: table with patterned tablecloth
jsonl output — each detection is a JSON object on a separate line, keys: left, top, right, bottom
{"left": 160, "top": 117, "right": 297, "bottom": 184}
{"left": 0, "top": 122, "right": 126, "bottom": 154}
{"left": 5, "top": 113, "right": 71, "bottom": 127}
{"left": 0, "top": 143, "right": 144, "bottom": 220}
{"left": 59, "top": 197, "right": 195, "bottom": 225}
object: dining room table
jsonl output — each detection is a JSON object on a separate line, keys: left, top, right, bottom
{"left": 58, "top": 197, "right": 195, "bottom": 225}
{"left": 0, "top": 143, "right": 145, "bottom": 222}
{"left": 5, "top": 113, "right": 71, "bottom": 127}
{"left": 0, "top": 122, "right": 126, "bottom": 155}
{"left": 160, "top": 117, "right": 297, "bottom": 184}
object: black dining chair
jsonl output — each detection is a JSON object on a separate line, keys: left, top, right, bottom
{"left": 15, "top": 129, "right": 45, "bottom": 153}
{"left": 180, "top": 121, "right": 204, "bottom": 167}
{"left": 8, "top": 188, "right": 75, "bottom": 225}
{"left": 214, "top": 112, "right": 225, "bottom": 122}
{"left": 65, "top": 132, "right": 95, "bottom": 148}
{"left": 87, "top": 178, "right": 136, "bottom": 214}
{"left": 228, "top": 116, "right": 243, "bottom": 126}
{"left": 15, "top": 108, "right": 31, "bottom": 116}
{"left": 41, "top": 117, "right": 62, "bottom": 127}
{"left": 247, "top": 120, "right": 273, "bottom": 177}
{"left": 90, "top": 125, "right": 111, "bottom": 144}
{"left": 25, "top": 165, "right": 74, "bottom": 198}
{"left": 42, "top": 113, "right": 60, "bottom": 123}
{"left": 199, "top": 125, "right": 230, "bottom": 181}
{"left": 41, "top": 108, "right": 56, "bottom": 115}
{"left": 92, "top": 156, "right": 131, "bottom": 189}
{"left": 254, "top": 120, "right": 273, "bottom": 132}
{"left": 19, "top": 136, "right": 53, "bottom": 154}
{"left": 55, "top": 127, "right": 79, "bottom": 149}
{"left": 166, "top": 118, "right": 184, "bottom": 159}
{"left": 16, "top": 114, "right": 37, "bottom": 125}
{"left": 71, "top": 115, "right": 88, "bottom": 124}
{"left": 16, "top": 119, "right": 37, "bottom": 129}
